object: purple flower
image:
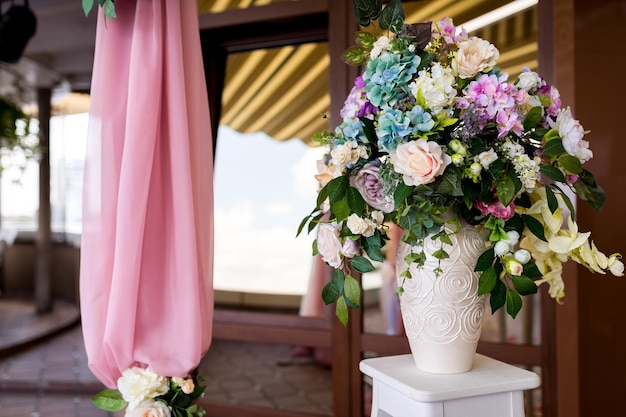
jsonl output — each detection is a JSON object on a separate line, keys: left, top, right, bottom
{"left": 350, "top": 161, "right": 393, "bottom": 213}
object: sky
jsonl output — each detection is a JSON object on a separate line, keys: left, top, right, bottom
{"left": 1, "top": 116, "right": 380, "bottom": 295}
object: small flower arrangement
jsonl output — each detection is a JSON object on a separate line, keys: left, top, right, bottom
{"left": 92, "top": 367, "right": 206, "bottom": 417}
{"left": 298, "top": 0, "right": 623, "bottom": 324}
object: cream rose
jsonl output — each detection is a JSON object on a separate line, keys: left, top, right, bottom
{"left": 390, "top": 139, "right": 451, "bottom": 186}
{"left": 117, "top": 368, "right": 170, "bottom": 412}
{"left": 317, "top": 223, "right": 344, "bottom": 268}
{"left": 451, "top": 37, "right": 499, "bottom": 79}
{"left": 126, "top": 400, "right": 171, "bottom": 417}
{"left": 346, "top": 214, "right": 376, "bottom": 237}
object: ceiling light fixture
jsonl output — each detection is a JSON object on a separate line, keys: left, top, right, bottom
{"left": 459, "top": 0, "right": 538, "bottom": 33}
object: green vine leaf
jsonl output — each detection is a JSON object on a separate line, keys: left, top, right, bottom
{"left": 92, "top": 390, "right": 127, "bottom": 412}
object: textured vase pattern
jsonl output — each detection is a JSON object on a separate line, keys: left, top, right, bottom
{"left": 396, "top": 222, "right": 487, "bottom": 374}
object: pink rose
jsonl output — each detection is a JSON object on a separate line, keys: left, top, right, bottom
{"left": 390, "top": 139, "right": 451, "bottom": 186}
{"left": 350, "top": 161, "right": 393, "bottom": 213}
{"left": 476, "top": 199, "right": 515, "bottom": 221}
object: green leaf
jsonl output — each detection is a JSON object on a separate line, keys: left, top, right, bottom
{"left": 359, "top": 116, "right": 378, "bottom": 144}
{"left": 506, "top": 289, "right": 523, "bottom": 319}
{"left": 544, "top": 184, "right": 558, "bottom": 214}
{"left": 543, "top": 138, "right": 565, "bottom": 156}
{"left": 511, "top": 275, "right": 538, "bottom": 296}
{"left": 92, "top": 390, "right": 127, "bottom": 412}
{"left": 104, "top": 0, "right": 117, "bottom": 18}
{"left": 352, "top": 0, "right": 382, "bottom": 26}
{"left": 433, "top": 167, "right": 463, "bottom": 196}
{"left": 522, "top": 214, "right": 547, "bottom": 242}
{"left": 82, "top": 0, "right": 95, "bottom": 16}
{"left": 495, "top": 174, "right": 516, "bottom": 206}
{"left": 573, "top": 173, "right": 606, "bottom": 211}
{"left": 364, "top": 244, "right": 385, "bottom": 262}
{"left": 351, "top": 256, "right": 376, "bottom": 273}
{"left": 475, "top": 248, "right": 495, "bottom": 271}
{"left": 489, "top": 280, "right": 506, "bottom": 314}
{"left": 523, "top": 262, "right": 542, "bottom": 278}
{"left": 432, "top": 249, "right": 449, "bottom": 260}
{"left": 394, "top": 182, "right": 414, "bottom": 207}
{"left": 332, "top": 196, "right": 351, "bottom": 221}
{"left": 346, "top": 186, "right": 366, "bottom": 216}
{"left": 478, "top": 266, "right": 497, "bottom": 296}
{"left": 335, "top": 296, "right": 349, "bottom": 326}
{"left": 540, "top": 165, "right": 567, "bottom": 183}
{"left": 523, "top": 106, "right": 543, "bottom": 130}
{"left": 327, "top": 176, "right": 348, "bottom": 205}
{"left": 344, "top": 275, "right": 362, "bottom": 307}
{"left": 379, "top": 0, "right": 405, "bottom": 33}
{"left": 342, "top": 46, "right": 367, "bottom": 66}
{"left": 354, "top": 31, "right": 378, "bottom": 49}
{"left": 552, "top": 184, "right": 576, "bottom": 220}
{"left": 558, "top": 154, "right": 582, "bottom": 174}
{"left": 322, "top": 270, "right": 344, "bottom": 304}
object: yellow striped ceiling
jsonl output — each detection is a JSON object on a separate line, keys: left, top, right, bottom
{"left": 200, "top": 1, "right": 538, "bottom": 144}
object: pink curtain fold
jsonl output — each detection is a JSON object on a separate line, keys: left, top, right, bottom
{"left": 80, "top": 0, "right": 214, "bottom": 388}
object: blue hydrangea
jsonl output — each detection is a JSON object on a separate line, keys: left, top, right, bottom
{"left": 335, "top": 118, "right": 367, "bottom": 144}
{"left": 375, "top": 108, "right": 414, "bottom": 151}
{"left": 408, "top": 105, "right": 435, "bottom": 132}
{"left": 363, "top": 53, "right": 421, "bottom": 108}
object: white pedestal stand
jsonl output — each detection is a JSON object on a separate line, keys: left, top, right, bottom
{"left": 360, "top": 354, "right": 540, "bottom": 417}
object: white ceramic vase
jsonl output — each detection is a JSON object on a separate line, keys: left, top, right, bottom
{"left": 396, "top": 221, "right": 487, "bottom": 374}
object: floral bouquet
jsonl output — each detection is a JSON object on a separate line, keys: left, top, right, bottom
{"left": 92, "top": 367, "right": 206, "bottom": 417}
{"left": 298, "top": 0, "right": 623, "bottom": 324}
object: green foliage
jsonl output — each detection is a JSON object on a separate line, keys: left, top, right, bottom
{"left": 92, "top": 390, "right": 126, "bottom": 412}
{"left": 83, "top": 0, "right": 117, "bottom": 18}
{"left": 378, "top": 0, "right": 405, "bottom": 33}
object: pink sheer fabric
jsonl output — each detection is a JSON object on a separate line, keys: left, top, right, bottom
{"left": 80, "top": 0, "right": 214, "bottom": 388}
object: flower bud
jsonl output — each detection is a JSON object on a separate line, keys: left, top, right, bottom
{"left": 506, "top": 259, "right": 524, "bottom": 276}
{"left": 451, "top": 153, "right": 464, "bottom": 166}
{"left": 448, "top": 139, "right": 467, "bottom": 155}
{"left": 514, "top": 249, "right": 531, "bottom": 264}
{"left": 608, "top": 254, "right": 625, "bottom": 277}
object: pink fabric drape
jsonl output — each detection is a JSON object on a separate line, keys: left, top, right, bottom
{"left": 80, "top": 0, "right": 214, "bottom": 388}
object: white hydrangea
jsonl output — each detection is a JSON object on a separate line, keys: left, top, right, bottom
{"left": 410, "top": 63, "right": 457, "bottom": 115}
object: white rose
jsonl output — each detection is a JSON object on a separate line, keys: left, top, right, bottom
{"left": 370, "top": 35, "right": 391, "bottom": 59}
{"left": 346, "top": 214, "right": 375, "bottom": 237}
{"left": 390, "top": 139, "right": 451, "bottom": 186}
{"left": 516, "top": 71, "right": 542, "bottom": 91}
{"left": 118, "top": 368, "right": 170, "bottom": 412}
{"left": 451, "top": 37, "right": 499, "bottom": 78}
{"left": 126, "top": 400, "right": 171, "bottom": 417}
{"left": 371, "top": 210, "right": 384, "bottom": 225}
{"left": 317, "top": 223, "right": 344, "bottom": 268}
{"left": 503, "top": 230, "right": 520, "bottom": 247}
{"left": 549, "top": 107, "right": 593, "bottom": 163}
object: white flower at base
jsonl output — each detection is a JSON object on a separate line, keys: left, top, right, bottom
{"left": 118, "top": 368, "right": 170, "bottom": 412}
{"left": 346, "top": 213, "right": 376, "bottom": 237}
{"left": 125, "top": 400, "right": 171, "bottom": 417}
